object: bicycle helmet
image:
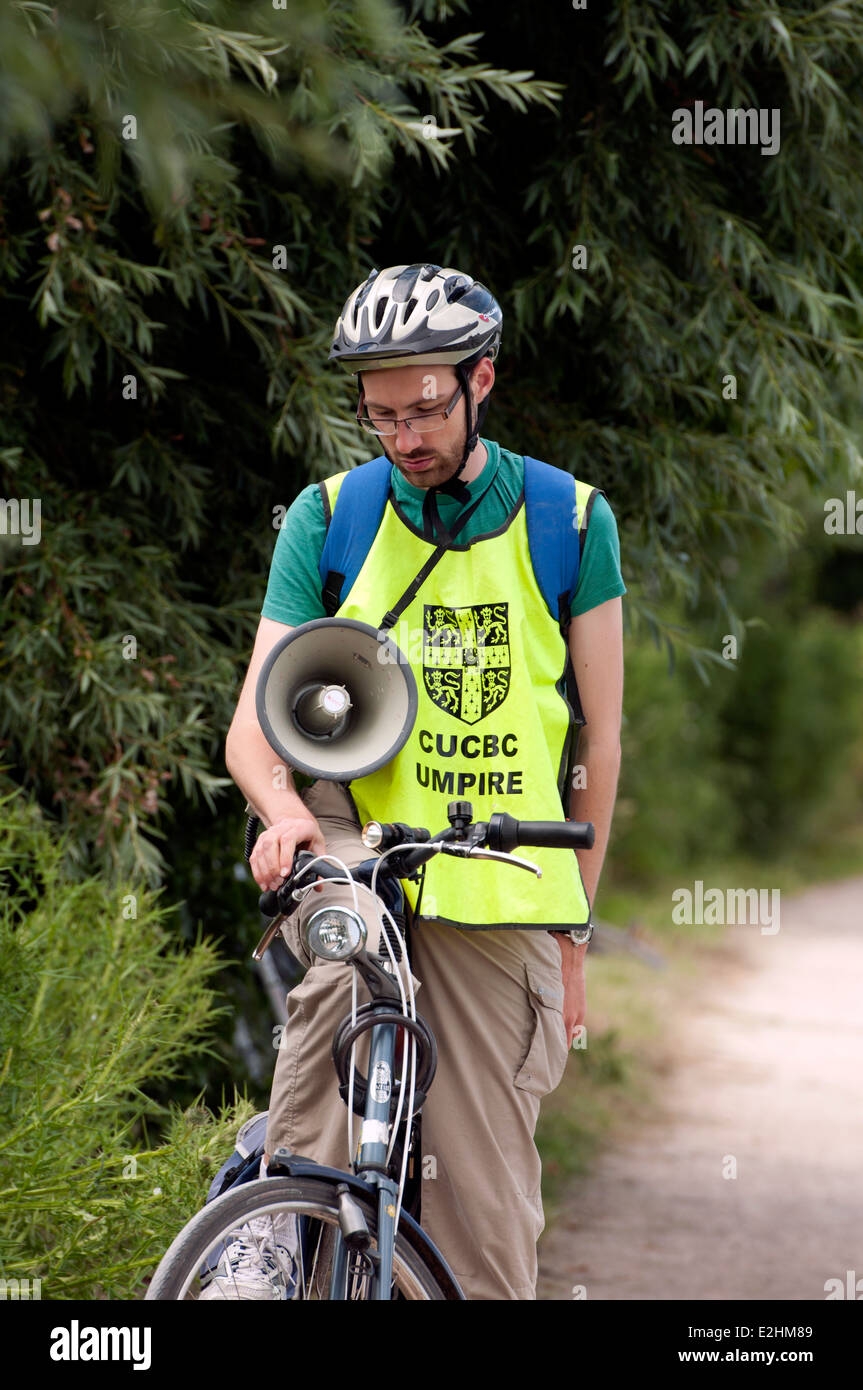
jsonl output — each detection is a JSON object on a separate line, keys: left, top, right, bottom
{"left": 329, "top": 263, "right": 502, "bottom": 491}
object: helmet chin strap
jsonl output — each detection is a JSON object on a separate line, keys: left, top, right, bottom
{"left": 429, "top": 360, "right": 487, "bottom": 504}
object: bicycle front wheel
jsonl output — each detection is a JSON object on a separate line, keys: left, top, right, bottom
{"left": 144, "top": 1177, "right": 454, "bottom": 1301}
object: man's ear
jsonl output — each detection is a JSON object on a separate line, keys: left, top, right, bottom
{"left": 472, "top": 355, "right": 495, "bottom": 405}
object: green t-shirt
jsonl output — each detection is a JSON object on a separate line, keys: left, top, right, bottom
{"left": 261, "top": 437, "right": 626, "bottom": 625}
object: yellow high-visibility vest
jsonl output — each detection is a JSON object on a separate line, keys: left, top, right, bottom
{"left": 319, "top": 470, "right": 595, "bottom": 929}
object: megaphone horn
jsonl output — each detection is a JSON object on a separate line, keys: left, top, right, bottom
{"left": 256, "top": 618, "right": 418, "bottom": 781}
{"left": 292, "top": 681, "right": 353, "bottom": 738}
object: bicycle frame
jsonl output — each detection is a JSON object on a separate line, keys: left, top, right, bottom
{"left": 263, "top": 855, "right": 452, "bottom": 1300}
{"left": 337, "top": 1017, "right": 402, "bottom": 1300}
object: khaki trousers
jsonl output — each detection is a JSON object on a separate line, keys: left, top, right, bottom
{"left": 265, "top": 779, "right": 570, "bottom": 1300}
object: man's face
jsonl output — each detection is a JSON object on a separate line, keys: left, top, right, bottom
{"left": 358, "top": 363, "right": 473, "bottom": 490}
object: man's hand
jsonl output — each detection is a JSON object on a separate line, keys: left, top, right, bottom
{"left": 249, "top": 812, "right": 327, "bottom": 893}
{"left": 552, "top": 933, "right": 587, "bottom": 1047}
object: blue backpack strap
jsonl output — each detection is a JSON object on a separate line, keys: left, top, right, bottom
{"left": 318, "top": 455, "right": 392, "bottom": 617}
{"left": 523, "top": 455, "right": 581, "bottom": 634}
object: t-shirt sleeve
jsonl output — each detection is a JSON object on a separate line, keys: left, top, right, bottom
{"left": 260, "top": 483, "right": 329, "bottom": 625}
{"left": 569, "top": 491, "right": 627, "bottom": 618}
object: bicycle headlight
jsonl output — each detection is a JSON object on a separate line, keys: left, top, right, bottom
{"left": 304, "top": 907, "right": 367, "bottom": 961}
{"left": 361, "top": 820, "right": 383, "bottom": 849}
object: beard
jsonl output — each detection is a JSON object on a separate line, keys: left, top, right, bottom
{"left": 381, "top": 429, "right": 467, "bottom": 490}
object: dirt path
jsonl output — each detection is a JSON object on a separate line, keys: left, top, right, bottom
{"left": 537, "top": 876, "right": 863, "bottom": 1300}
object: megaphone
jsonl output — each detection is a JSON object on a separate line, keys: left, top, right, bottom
{"left": 256, "top": 618, "right": 418, "bottom": 781}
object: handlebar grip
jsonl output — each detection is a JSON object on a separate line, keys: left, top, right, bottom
{"left": 259, "top": 889, "right": 280, "bottom": 917}
{"left": 487, "top": 812, "right": 595, "bottom": 854}
{"left": 375, "top": 821, "right": 431, "bottom": 850}
{"left": 256, "top": 849, "right": 326, "bottom": 918}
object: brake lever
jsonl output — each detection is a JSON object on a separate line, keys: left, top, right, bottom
{"left": 252, "top": 851, "right": 322, "bottom": 961}
{"left": 252, "top": 913, "right": 287, "bottom": 962}
{"left": 440, "top": 843, "right": 542, "bottom": 877}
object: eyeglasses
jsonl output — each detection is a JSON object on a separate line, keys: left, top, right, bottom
{"left": 357, "top": 382, "right": 464, "bottom": 436}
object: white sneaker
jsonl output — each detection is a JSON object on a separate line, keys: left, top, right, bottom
{"left": 199, "top": 1212, "right": 299, "bottom": 1300}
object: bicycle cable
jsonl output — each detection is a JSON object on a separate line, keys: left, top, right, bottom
{"left": 285, "top": 845, "right": 436, "bottom": 1230}
{"left": 370, "top": 846, "right": 424, "bottom": 1225}
{"left": 287, "top": 853, "right": 364, "bottom": 1163}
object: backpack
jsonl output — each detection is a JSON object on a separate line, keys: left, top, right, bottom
{"left": 317, "top": 453, "right": 600, "bottom": 637}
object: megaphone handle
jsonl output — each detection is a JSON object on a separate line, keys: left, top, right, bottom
{"left": 244, "top": 812, "right": 261, "bottom": 861}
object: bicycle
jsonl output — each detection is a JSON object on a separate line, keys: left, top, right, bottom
{"left": 144, "top": 797, "right": 594, "bottom": 1300}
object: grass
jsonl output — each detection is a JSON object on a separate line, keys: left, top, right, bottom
{"left": 0, "top": 777, "right": 259, "bottom": 1299}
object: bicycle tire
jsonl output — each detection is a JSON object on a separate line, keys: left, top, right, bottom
{"left": 144, "top": 1176, "right": 455, "bottom": 1301}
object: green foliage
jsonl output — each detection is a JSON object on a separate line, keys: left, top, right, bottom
{"left": 613, "top": 609, "right": 863, "bottom": 882}
{"left": 0, "top": 0, "right": 563, "bottom": 886}
{"left": 609, "top": 631, "right": 740, "bottom": 882}
{"left": 0, "top": 0, "right": 560, "bottom": 441}
{"left": 610, "top": 470, "right": 863, "bottom": 880}
{"left": 0, "top": 473, "right": 243, "bottom": 886}
{"left": 717, "top": 613, "right": 863, "bottom": 855}
{"left": 0, "top": 772, "right": 253, "bottom": 1298}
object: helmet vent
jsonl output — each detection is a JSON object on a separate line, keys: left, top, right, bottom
{"left": 444, "top": 274, "right": 470, "bottom": 303}
{"left": 404, "top": 297, "right": 417, "bottom": 319}
{"left": 425, "top": 288, "right": 439, "bottom": 310}
{"left": 374, "top": 297, "right": 387, "bottom": 329}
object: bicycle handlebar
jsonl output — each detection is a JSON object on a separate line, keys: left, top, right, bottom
{"left": 487, "top": 811, "right": 595, "bottom": 854}
{"left": 257, "top": 853, "right": 346, "bottom": 920}
{"left": 255, "top": 801, "right": 594, "bottom": 922}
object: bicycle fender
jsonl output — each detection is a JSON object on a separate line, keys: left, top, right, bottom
{"left": 267, "top": 1152, "right": 466, "bottom": 1300}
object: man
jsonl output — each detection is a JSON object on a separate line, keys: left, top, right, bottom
{"left": 221, "top": 263, "right": 625, "bottom": 1299}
